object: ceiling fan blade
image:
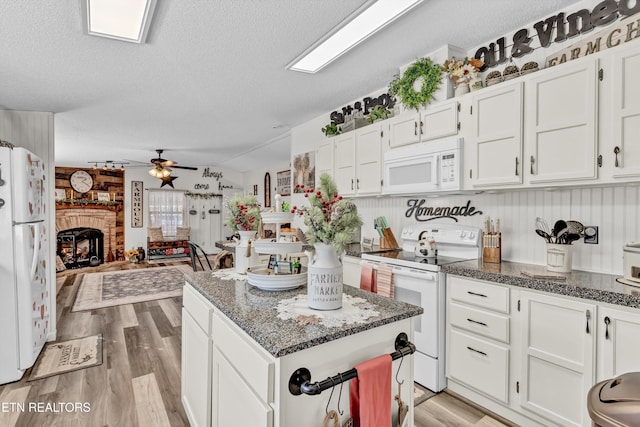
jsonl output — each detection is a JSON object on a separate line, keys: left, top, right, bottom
{"left": 171, "top": 165, "right": 198, "bottom": 170}
{"left": 160, "top": 160, "right": 175, "bottom": 167}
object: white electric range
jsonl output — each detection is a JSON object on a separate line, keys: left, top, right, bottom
{"left": 361, "top": 223, "right": 482, "bottom": 392}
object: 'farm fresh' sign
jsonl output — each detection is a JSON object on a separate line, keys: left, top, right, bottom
{"left": 405, "top": 199, "right": 483, "bottom": 222}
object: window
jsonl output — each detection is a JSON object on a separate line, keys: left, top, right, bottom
{"left": 147, "top": 190, "right": 186, "bottom": 237}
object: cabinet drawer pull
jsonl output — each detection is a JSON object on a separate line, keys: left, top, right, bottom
{"left": 586, "top": 309, "right": 591, "bottom": 334}
{"left": 614, "top": 146, "right": 620, "bottom": 168}
{"left": 515, "top": 157, "right": 519, "bottom": 176}
{"left": 414, "top": 121, "right": 418, "bottom": 136}
{"left": 467, "top": 318, "right": 488, "bottom": 327}
{"left": 604, "top": 316, "right": 611, "bottom": 340}
{"left": 466, "top": 346, "right": 487, "bottom": 357}
{"left": 467, "top": 291, "right": 487, "bottom": 298}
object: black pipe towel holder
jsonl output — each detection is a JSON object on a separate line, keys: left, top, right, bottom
{"left": 288, "top": 332, "right": 416, "bottom": 396}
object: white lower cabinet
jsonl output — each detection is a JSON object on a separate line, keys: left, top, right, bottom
{"left": 182, "top": 285, "right": 213, "bottom": 427}
{"left": 447, "top": 276, "right": 598, "bottom": 427}
{"left": 211, "top": 347, "right": 273, "bottom": 427}
{"left": 597, "top": 305, "right": 640, "bottom": 380}
{"left": 519, "top": 291, "right": 595, "bottom": 427}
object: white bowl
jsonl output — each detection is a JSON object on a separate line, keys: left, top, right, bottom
{"left": 246, "top": 266, "right": 306, "bottom": 291}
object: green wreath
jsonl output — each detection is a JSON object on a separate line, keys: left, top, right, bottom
{"left": 389, "top": 57, "right": 442, "bottom": 111}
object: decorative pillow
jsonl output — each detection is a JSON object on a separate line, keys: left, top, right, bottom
{"left": 148, "top": 227, "right": 164, "bottom": 242}
{"left": 176, "top": 226, "right": 190, "bottom": 240}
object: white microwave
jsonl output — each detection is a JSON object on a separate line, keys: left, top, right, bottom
{"left": 382, "top": 138, "right": 463, "bottom": 195}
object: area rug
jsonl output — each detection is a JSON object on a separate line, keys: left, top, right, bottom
{"left": 28, "top": 334, "right": 103, "bottom": 381}
{"left": 72, "top": 265, "right": 192, "bottom": 312}
{"left": 414, "top": 383, "right": 436, "bottom": 406}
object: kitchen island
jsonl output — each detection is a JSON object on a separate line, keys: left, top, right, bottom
{"left": 182, "top": 269, "right": 422, "bottom": 427}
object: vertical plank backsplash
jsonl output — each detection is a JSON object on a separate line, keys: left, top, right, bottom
{"left": 354, "top": 185, "right": 640, "bottom": 276}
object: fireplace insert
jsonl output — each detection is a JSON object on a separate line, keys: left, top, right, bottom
{"left": 57, "top": 227, "right": 104, "bottom": 268}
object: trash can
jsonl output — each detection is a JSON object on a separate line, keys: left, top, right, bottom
{"left": 587, "top": 372, "right": 640, "bottom": 427}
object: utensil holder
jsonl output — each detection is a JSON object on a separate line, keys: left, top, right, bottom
{"left": 482, "top": 232, "right": 501, "bottom": 264}
{"left": 546, "top": 243, "right": 572, "bottom": 272}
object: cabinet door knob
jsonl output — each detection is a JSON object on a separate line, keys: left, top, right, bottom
{"left": 614, "top": 146, "right": 620, "bottom": 168}
{"left": 604, "top": 316, "right": 611, "bottom": 340}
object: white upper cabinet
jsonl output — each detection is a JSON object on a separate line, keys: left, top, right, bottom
{"left": 354, "top": 123, "right": 384, "bottom": 195}
{"left": 315, "top": 138, "right": 335, "bottom": 182}
{"left": 610, "top": 45, "right": 640, "bottom": 178}
{"left": 470, "top": 81, "right": 524, "bottom": 187}
{"left": 333, "top": 132, "right": 357, "bottom": 196}
{"left": 525, "top": 59, "right": 599, "bottom": 184}
{"left": 388, "top": 100, "right": 459, "bottom": 148}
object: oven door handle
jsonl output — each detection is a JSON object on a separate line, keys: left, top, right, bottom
{"left": 391, "top": 267, "right": 436, "bottom": 281}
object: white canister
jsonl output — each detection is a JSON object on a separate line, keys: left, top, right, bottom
{"left": 546, "top": 243, "right": 573, "bottom": 273}
{"left": 307, "top": 243, "right": 343, "bottom": 310}
{"left": 235, "top": 230, "right": 259, "bottom": 274}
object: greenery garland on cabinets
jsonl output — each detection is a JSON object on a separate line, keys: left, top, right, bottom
{"left": 389, "top": 57, "right": 442, "bottom": 111}
{"left": 184, "top": 191, "right": 222, "bottom": 199}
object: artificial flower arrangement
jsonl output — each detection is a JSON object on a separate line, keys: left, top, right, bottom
{"left": 441, "top": 57, "right": 484, "bottom": 86}
{"left": 224, "top": 194, "right": 261, "bottom": 232}
{"left": 124, "top": 248, "right": 140, "bottom": 262}
{"left": 291, "top": 173, "right": 362, "bottom": 254}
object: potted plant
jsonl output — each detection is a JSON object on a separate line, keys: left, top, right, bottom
{"left": 292, "top": 174, "right": 362, "bottom": 310}
{"left": 366, "top": 105, "right": 392, "bottom": 124}
{"left": 441, "top": 57, "right": 484, "bottom": 95}
{"left": 321, "top": 123, "right": 342, "bottom": 137}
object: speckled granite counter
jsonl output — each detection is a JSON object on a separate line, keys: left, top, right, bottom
{"left": 184, "top": 271, "right": 423, "bottom": 357}
{"left": 442, "top": 260, "right": 640, "bottom": 308}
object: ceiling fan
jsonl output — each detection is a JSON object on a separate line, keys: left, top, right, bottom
{"left": 131, "top": 149, "right": 198, "bottom": 178}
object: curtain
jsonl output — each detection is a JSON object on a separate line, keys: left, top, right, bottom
{"left": 148, "top": 190, "right": 186, "bottom": 237}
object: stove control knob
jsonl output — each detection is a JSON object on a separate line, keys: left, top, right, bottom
{"left": 468, "top": 232, "right": 475, "bottom": 239}
{"left": 460, "top": 231, "right": 467, "bottom": 238}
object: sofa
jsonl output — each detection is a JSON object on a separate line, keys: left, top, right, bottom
{"left": 146, "top": 226, "right": 190, "bottom": 260}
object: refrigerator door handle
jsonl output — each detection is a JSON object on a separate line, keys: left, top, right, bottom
{"left": 30, "top": 223, "right": 41, "bottom": 280}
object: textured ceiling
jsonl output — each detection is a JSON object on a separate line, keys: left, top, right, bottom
{"left": 0, "top": 0, "right": 581, "bottom": 171}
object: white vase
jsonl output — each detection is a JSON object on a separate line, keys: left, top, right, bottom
{"left": 235, "top": 230, "right": 258, "bottom": 274}
{"left": 546, "top": 243, "right": 573, "bottom": 273}
{"left": 455, "top": 81, "right": 470, "bottom": 96}
{"left": 307, "top": 243, "right": 343, "bottom": 310}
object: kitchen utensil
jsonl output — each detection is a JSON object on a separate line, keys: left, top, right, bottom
{"left": 623, "top": 242, "right": 640, "bottom": 283}
{"left": 553, "top": 220, "right": 567, "bottom": 239}
{"left": 536, "top": 229, "right": 551, "bottom": 243}
{"left": 536, "top": 217, "right": 550, "bottom": 235}
{"left": 415, "top": 236, "right": 437, "bottom": 258}
{"left": 555, "top": 227, "right": 569, "bottom": 244}
{"left": 565, "top": 233, "right": 581, "bottom": 244}
{"left": 566, "top": 220, "right": 584, "bottom": 236}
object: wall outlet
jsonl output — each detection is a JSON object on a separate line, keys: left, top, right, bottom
{"left": 584, "top": 226, "right": 599, "bottom": 244}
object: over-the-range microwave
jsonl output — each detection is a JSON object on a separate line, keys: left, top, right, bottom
{"left": 382, "top": 137, "right": 463, "bottom": 196}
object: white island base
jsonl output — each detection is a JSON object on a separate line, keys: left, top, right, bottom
{"left": 182, "top": 280, "right": 417, "bottom": 427}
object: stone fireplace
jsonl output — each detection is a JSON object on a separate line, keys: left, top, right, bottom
{"left": 55, "top": 208, "right": 117, "bottom": 266}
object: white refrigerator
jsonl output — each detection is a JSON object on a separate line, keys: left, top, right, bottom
{"left": 0, "top": 146, "right": 50, "bottom": 384}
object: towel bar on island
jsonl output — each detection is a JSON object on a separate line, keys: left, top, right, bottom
{"left": 288, "top": 332, "right": 416, "bottom": 396}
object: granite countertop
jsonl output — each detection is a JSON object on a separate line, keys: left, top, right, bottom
{"left": 185, "top": 271, "right": 423, "bottom": 358}
{"left": 442, "top": 260, "right": 640, "bottom": 309}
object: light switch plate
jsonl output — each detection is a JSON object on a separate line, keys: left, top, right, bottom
{"left": 584, "top": 226, "right": 599, "bottom": 244}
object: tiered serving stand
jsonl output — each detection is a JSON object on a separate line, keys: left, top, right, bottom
{"left": 247, "top": 211, "right": 306, "bottom": 291}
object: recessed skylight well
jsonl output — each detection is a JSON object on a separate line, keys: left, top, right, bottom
{"left": 287, "top": 0, "right": 424, "bottom": 73}
{"left": 82, "top": 0, "right": 157, "bottom": 44}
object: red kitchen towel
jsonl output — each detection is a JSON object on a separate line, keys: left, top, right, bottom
{"left": 376, "top": 265, "right": 394, "bottom": 298}
{"left": 360, "top": 262, "right": 374, "bottom": 293}
{"left": 349, "top": 354, "right": 392, "bottom": 427}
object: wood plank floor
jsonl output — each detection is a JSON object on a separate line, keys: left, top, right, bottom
{"left": 1, "top": 259, "right": 513, "bottom": 427}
